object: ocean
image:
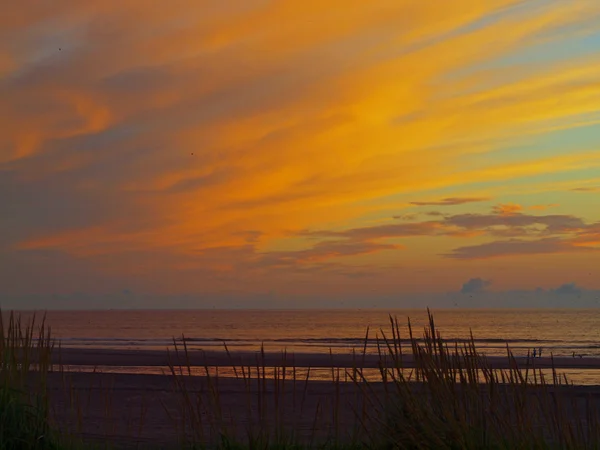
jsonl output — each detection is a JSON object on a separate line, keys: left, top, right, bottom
{"left": 14, "top": 308, "right": 600, "bottom": 384}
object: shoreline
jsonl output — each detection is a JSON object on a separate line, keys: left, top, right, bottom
{"left": 52, "top": 347, "right": 600, "bottom": 370}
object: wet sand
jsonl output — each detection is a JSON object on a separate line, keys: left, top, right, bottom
{"left": 53, "top": 347, "right": 600, "bottom": 370}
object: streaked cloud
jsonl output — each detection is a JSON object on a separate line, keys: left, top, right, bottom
{"left": 445, "top": 237, "right": 597, "bottom": 260}
{"left": 528, "top": 203, "right": 559, "bottom": 211}
{"left": 298, "top": 209, "right": 599, "bottom": 262}
{"left": 410, "top": 197, "right": 491, "bottom": 206}
{"left": 259, "top": 240, "right": 402, "bottom": 266}
{"left": 2, "top": 1, "right": 600, "bottom": 303}
{"left": 571, "top": 186, "right": 600, "bottom": 192}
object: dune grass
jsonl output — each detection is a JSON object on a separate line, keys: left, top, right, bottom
{"left": 354, "top": 313, "right": 600, "bottom": 449}
{"left": 0, "top": 312, "right": 98, "bottom": 450}
{"left": 2, "top": 309, "right": 600, "bottom": 449}
{"left": 0, "top": 311, "right": 61, "bottom": 449}
{"left": 166, "top": 310, "right": 600, "bottom": 449}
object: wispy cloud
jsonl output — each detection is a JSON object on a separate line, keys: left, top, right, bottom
{"left": 445, "top": 237, "right": 597, "bottom": 260}
{"left": 571, "top": 186, "right": 600, "bottom": 192}
{"left": 410, "top": 197, "right": 491, "bottom": 206}
{"left": 528, "top": 203, "right": 559, "bottom": 211}
{"left": 258, "top": 240, "right": 402, "bottom": 266}
{"left": 2, "top": 1, "right": 600, "bottom": 298}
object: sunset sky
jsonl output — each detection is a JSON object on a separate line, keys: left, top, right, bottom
{"left": 2, "top": 1, "right": 600, "bottom": 308}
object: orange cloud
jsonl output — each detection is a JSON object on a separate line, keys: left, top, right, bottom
{"left": 528, "top": 204, "right": 559, "bottom": 211}
{"left": 492, "top": 203, "right": 523, "bottom": 216}
{"left": 3, "top": 1, "right": 600, "bottom": 295}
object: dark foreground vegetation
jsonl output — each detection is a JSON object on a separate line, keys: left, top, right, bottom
{"left": 1, "top": 310, "right": 599, "bottom": 449}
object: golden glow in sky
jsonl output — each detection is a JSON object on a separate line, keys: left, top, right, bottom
{"left": 2, "top": 1, "right": 600, "bottom": 306}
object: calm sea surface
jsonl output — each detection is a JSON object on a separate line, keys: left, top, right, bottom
{"left": 13, "top": 309, "right": 600, "bottom": 384}
{"left": 15, "top": 308, "right": 599, "bottom": 356}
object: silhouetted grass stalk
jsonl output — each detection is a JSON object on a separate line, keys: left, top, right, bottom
{"left": 4, "top": 309, "right": 599, "bottom": 449}
{"left": 0, "top": 311, "right": 63, "bottom": 449}
{"left": 169, "top": 310, "right": 599, "bottom": 449}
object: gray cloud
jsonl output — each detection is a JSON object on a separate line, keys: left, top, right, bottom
{"left": 258, "top": 240, "right": 401, "bottom": 267}
{"left": 6, "top": 283, "right": 598, "bottom": 310}
{"left": 460, "top": 277, "right": 491, "bottom": 294}
{"left": 303, "top": 221, "right": 443, "bottom": 241}
{"left": 0, "top": 248, "right": 125, "bottom": 295}
{"left": 571, "top": 187, "right": 600, "bottom": 192}
{"left": 553, "top": 282, "right": 583, "bottom": 296}
{"left": 299, "top": 211, "right": 598, "bottom": 261}
{"left": 444, "top": 237, "right": 590, "bottom": 260}
{"left": 165, "top": 168, "right": 234, "bottom": 194}
{"left": 307, "top": 212, "right": 591, "bottom": 243}
{"left": 444, "top": 213, "right": 585, "bottom": 234}
{"left": 0, "top": 167, "right": 157, "bottom": 246}
{"left": 393, "top": 213, "right": 419, "bottom": 220}
{"left": 409, "top": 197, "right": 490, "bottom": 206}
{"left": 234, "top": 230, "right": 263, "bottom": 243}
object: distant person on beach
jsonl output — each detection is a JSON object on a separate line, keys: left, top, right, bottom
{"left": 533, "top": 348, "right": 537, "bottom": 358}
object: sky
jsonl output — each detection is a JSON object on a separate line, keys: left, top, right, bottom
{"left": 1, "top": 1, "right": 600, "bottom": 309}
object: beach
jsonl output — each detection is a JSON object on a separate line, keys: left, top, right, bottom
{"left": 44, "top": 348, "right": 600, "bottom": 448}
{"left": 9, "top": 309, "right": 599, "bottom": 447}
{"left": 48, "top": 371, "right": 366, "bottom": 449}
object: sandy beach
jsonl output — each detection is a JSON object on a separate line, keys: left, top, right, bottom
{"left": 46, "top": 370, "right": 600, "bottom": 449}
{"left": 41, "top": 348, "right": 600, "bottom": 448}
{"left": 48, "top": 371, "right": 375, "bottom": 449}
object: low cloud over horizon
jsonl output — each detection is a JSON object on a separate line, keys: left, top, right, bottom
{"left": 3, "top": 280, "right": 599, "bottom": 310}
{"left": 460, "top": 278, "right": 492, "bottom": 294}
